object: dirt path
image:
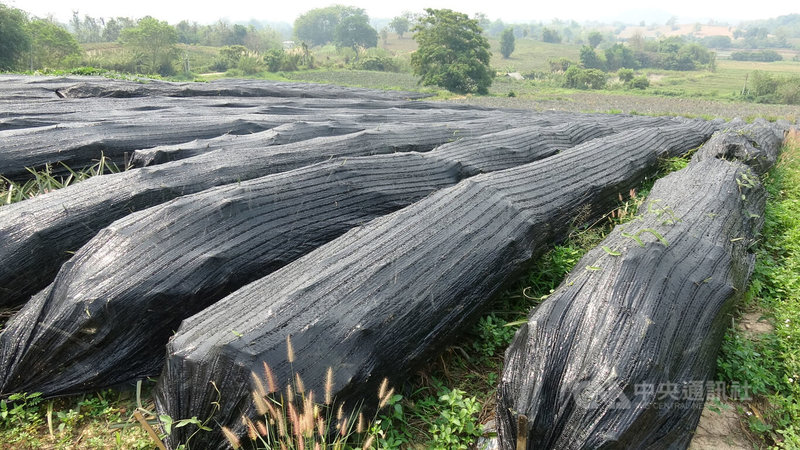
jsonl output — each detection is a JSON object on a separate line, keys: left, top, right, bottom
{"left": 688, "top": 311, "right": 773, "bottom": 450}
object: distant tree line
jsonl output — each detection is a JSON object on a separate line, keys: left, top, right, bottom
{"left": 731, "top": 50, "right": 783, "bottom": 62}
{"left": 744, "top": 70, "right": 800, "bottom": 104}
{"left": 293, "top": 6, "right": 377, "bottom": 51}
{"left": 69, "top": 12, "right": 284, "bottom": 52}
{"left": 576, "top": 36, "right": 715, "bottom": 72}
{"left": 0, "top": 4, "right": 82, "bottom": 71}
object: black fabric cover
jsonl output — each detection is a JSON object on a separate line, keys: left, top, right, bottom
{"left": 152, "top": 121, "right": 717, "bottom": 449}
{"left": 0, "top": 120, "right": 517, "bottom": 308}
{"left": 495, "top": 122, "right": 788, "bottom": 449}
{"left": 0, "top": 122, "right": 621, "bottom": 397}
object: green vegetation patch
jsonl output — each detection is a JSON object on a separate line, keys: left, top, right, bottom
{"left": 717, "top": 134, "right": 800, "bottom": 447}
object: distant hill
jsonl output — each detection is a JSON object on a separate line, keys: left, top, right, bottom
{"left": 618, "top": 24, "right": 734, "bottom": 39}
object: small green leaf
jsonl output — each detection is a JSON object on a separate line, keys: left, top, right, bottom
{"left": 622, "top": 231, "right": 645, "bottom": 247}
{"left": 602, "top": 246, "right": 621, "bottom": 256}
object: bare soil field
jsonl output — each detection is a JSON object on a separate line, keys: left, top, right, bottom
{"left": 446, "top": 91, "right": 799, "bottom": 121}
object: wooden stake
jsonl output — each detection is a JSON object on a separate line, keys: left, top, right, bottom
{"left": 134, "top": 410, "right": 167, "bottom": 450}
{"left": 516, "top": 414, "right": 528, "bottom": 450}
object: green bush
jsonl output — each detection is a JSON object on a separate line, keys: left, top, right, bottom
{"left": 629, "top": 75, "right": 650, "bottom": 89}
{"left": 424, "top": 388, "right": 482, "bottom": 449}
{"left": 617, "top": 68, "right": 634, "bottom": 83}
{"left": 236, "top": 53, "right": 262, "bottom": 75}
{"left": 745, "top": 70, "right": 800, "bottom": 104}
{"left": 352, "top": 55, "right": 399, "bottom": 72}
{"left": 564, "top": 66, "right": 607, "bottom": 89}
{"left": 264, "top": 49, "right": 285, "bottom": 72}
{"left": 731, "top": 50, "right": 783, "bottom": 62}
{"left": 548, "top": 57, "right": 575, "bottom": 73}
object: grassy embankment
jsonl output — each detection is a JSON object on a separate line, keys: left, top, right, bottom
{"left": 716, "top": 132, "right": 800, "bottom": 448}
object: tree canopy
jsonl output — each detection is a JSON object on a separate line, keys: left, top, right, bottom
{"left": 119, "top": 16, "right": 178, "bottom": 75}
{"left": 389, "top": 14, "right": 411, "bottom": 38}
{"left": 411, "top": 8, "right": 494, "bottom": 94}
{"left": 542, "top": 27, "right": 562, "bottom": 43}
{"left": 29, "top": 19, "right": 82, "bottom": 69}
{"left": 294, "top": 5, "right": 367, "bottom": 46}
{"left": 0, "top": 4, "right": 30, "bottom": 71}
{"left": 500, "top": 27, "right": 515, "bottom": 58}
{"left": 334, "top": 14, "right": 377, "bottom": 51}
{"left": 587, "top": 31, "right": 603, "bottom": 49}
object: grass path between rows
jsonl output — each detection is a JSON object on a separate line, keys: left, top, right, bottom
{"left": 714, "top": 131, "right": 800, "bottom": 449}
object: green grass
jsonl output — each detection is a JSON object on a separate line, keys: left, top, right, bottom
{"left": 82, "top": 42, "right": 221, "bottom": 75}
{"left": 490, "top": 39, "right": 580, "bottom": 74}
{"left": 717, "top": 134, "right": 800, "bottom": 448}
{"left": 1, "top": 156, "right": 122, "bottom": 206}
{"left": 0, "top": 386, "right": 155, "bottom": 449}
{"left": 645, "top": 60, "right": 800, "bottom": 99}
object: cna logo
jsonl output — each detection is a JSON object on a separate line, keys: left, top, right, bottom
{"left": 571, "top": 380, "right": 632, "bottom": 410}
{"left": 570, "top": 378, "right": 750, "bottom": 410}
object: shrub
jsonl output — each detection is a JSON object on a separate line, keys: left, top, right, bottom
{"left": 629, "top": 75, "right": 650, "bottom": 89}
{"left": 236, "top": 53, "right": 263, "bottom": 75}
{"left": 264, "top": 49, "right": 285, "bottom": 72}
{"left": 617, "top": 68, "right": 634, "bottom": 83}
{"left": 564, "top": 66, "right": 607, "bottom": 90}
{"left": 352, "top": 55, "right": 398, "bottom": 72}
{"left": 548, "top": 57, "right": 575, "bottom": 73}
{"left": 745, "top": 70, "right": 800, "bottom": 104}
{"left": 731, "top": 50, "right": 783, "bottom": 62}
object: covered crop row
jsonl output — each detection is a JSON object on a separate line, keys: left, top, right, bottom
{"left": 0, "top": 120, "right": 517, "bottom": 307}
{"left": 496, "top": 120, "right": 789, "bottom": 449}
{"left": 1, "top": 76, "right": 756, "bottom": 450}
{"left": 0, "top": 121, "right": 619, "bottom": 396}
{"left": 153, "top": 121, "right": 717, "bottom": 449}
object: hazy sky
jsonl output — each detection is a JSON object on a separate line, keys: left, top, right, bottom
{"left": 10, "top": 0, "right": 799, "bottom": 25}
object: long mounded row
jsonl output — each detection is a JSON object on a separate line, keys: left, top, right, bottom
{"left": 0, "top": 121, "right": 621, "bottom": 397}
{"left": 0, "top": 120, "right": 520, "bottom": 308}
{"left": 153, "top": 121, "right": 718, "bottom": 449}
{"left": 496, "top": 120, "right": 789, "bottom": 449}
{"left": 0, "top": 109, "right": 692, "bottom": 308}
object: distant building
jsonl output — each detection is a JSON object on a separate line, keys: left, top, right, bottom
{"left": 282, "top": 41, "right": 296, "bottom": 50}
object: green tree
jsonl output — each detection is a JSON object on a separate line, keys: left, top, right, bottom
{"left": 294, "top": 6, "right": 366, "bottom": 46}
{"left": 542, "top": 27, "right": 561, "bottom": 43}
{"left": 29, "top": 19, "right": 82, "bottom": 69}
{"left": 617, "top": 68, "right": 634, "bottom": 83}
{"left": 334, "top": 14, "right": 378, "bottom": 53}
{"left": 243, "top": 27, "right": 282, "bottom": 53}
{"left": 604, "top": 43, "right": 636, "bottom": 71}
{"left": 119, "top": 16, "right": 178, "bottom": 75}
{"left": 0, "top": 4, "right": 30, "bottom": 71}
{"left": 411, "top": 8, "right": 494, "bottom": 94}
{"left": 587, "top": 31, "right": 603, "bottom": 49}
{"left": 71, "top": 12, "right": 102, "bottom": 43}
{"left": 500, "top": 27, "right": 515, "bottom": 58}
{"left": 666, "top": 16, "right": 678, "bottom": 30}
{"left": 579, "top": 45, "right": 604, "bottom": 70}
{"left": 389, "top": 14, "right": 410, "bottom": 38}
{"left": 629, "top": 75, "right": 650, "bottom": 89}
{"left": 564, "top": 66, "right": 607, "bottom": 89}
